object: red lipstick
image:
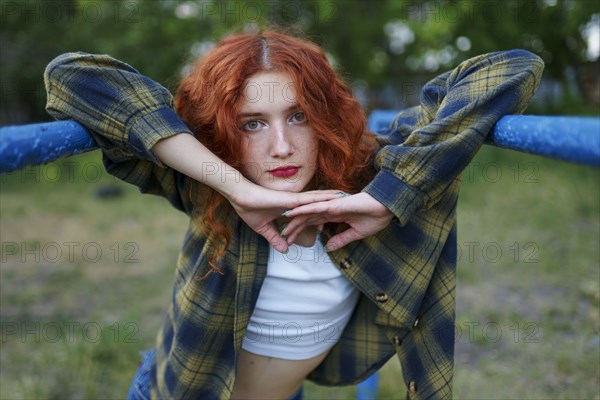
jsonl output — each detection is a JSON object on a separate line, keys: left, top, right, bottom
{"left": 269, "top": 165, "right": 300, "bottom": 178}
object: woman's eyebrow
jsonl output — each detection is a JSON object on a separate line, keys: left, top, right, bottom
{"left": 238, "top": 104, "right": 301, "bottom": 119}
{"left": 238, "top": 112, "right": 264, "bottom": 118}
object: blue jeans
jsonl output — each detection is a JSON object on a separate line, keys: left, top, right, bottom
{"left": 126, "top": 350, "right": 155, "bottom": 400}
{"left": 126, "top": 349, "right": 304, "bottom": 400}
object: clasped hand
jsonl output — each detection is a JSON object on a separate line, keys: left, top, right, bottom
{"left": 229, "top": 183, "right": 394, "bottom": 253}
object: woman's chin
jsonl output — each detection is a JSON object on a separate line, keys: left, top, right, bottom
{"left": 260, "top": 181, "right": 308, "bottom": 193}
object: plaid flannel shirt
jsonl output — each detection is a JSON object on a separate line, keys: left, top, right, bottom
{"left": 44, "top": 49, "right": 543, "bottom": 399}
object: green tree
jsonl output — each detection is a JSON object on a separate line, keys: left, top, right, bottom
{"left": 1, "top": 0, "right": 597, "bottom": 125}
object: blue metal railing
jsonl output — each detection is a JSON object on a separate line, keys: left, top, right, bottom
{"left": 0, "top": 113, "right": 598, "bottom": 400}
{"left": 367, "top": 111, "right": 600, "bottom": 167}
{"left": 1, "top": 121, "right": 96, "bottom": 173}
{"left": 1, "top": 114, "right": 599, "bottom": 173}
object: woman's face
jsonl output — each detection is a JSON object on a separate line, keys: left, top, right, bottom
{"left": 238, "top": 71, "right": 318, "bottom": 192}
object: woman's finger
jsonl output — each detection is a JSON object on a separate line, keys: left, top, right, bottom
{"left": 285, "top": 190, "right": 352, "bottom": 216}
{"left": 282, "top": 215, "right": 318, "bottom": 244}
{"left": 274, "top": 191, "right": 338, "bottom": 216}
{"left": 256, "top": 223, "right": 289, "bottom": 253}
{"left": 325, "top": 228, "right": 363, "bottom": 252}
{"left": 283, "top": 200, "right": 333, "bottom": 218}
{"left": 290, "top": 190, "right": 342, "bottom": 207}
{"left": 284, "top": 210, "right": 334, "bottom": 235}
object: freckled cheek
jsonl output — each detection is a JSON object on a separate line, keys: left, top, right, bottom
{"left": 240, "top": 161, "right": 263, "bottom": 183}
{"left": 307, "top": 140, "right": 319, "bottom": 169}
{"left": 239, "top": 144, "right": 263, "bottom": 182}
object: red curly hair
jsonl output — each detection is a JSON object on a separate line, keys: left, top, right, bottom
{"left": 175, "top": 29, "right": 378, "bottom": 274}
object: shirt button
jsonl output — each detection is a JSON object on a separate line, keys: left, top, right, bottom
{"left": 393, "top": 336, "right": 402, "bottom": 346}
{"left": 408, "top": 380, "right": 418, "bottom": 395}
{"left": 413, "top": 318, "right": 419, "bottom": 328}
{"left": 340, "top": 259, "right": 352, "bottom": 270}
{"left": 375, "top": 293, "right": 388, "bottom": 303}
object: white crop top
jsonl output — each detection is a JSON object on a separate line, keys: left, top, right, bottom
{"left": 241, "top": 236, "right": 360, "bottom": 360}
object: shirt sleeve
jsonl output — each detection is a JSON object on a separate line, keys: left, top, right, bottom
{"left": 44, "top": 52, "right": 197, "bottom": 214}
{"left": 363, "top": 49, "right": 545, "bottom": 225}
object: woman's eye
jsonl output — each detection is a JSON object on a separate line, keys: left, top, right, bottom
{"left": 242, "top": 120, "right": 262, "bottom": 131}
{"left": 291, "top": 112, "right": 306, "bottom": 123}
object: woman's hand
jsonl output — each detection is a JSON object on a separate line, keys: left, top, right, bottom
{"left": 227, "top": 182, "right": 342, "bottom": 253}
{"left": 153, "top": 134, "right": 340, "bottom": 252}
{"left": 282, "top": 192, "right": 395, "bottom": 252}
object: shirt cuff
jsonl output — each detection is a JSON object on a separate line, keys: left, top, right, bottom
{"left": 362, "top": 169, "right": 425, "bottom": 226}
{"left": 128, "top": 107, "right": 192, "bottom": 165}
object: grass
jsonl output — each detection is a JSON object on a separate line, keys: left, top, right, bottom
{"left": 1, "top": 147, "right": 598, "bottom": 399}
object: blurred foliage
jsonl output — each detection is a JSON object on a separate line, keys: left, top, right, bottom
{"left": 1, "top": 0, "right": 599, "bottom": 124}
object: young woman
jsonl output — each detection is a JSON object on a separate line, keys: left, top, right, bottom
{"left": 44, "top": 30, "right": 544, "bottom": 399}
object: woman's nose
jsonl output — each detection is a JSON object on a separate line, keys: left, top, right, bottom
{"left": 270, "top": 124, "right": 294, "bottom": 157}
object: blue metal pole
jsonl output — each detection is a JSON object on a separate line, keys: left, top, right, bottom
{"left": 367, "top": 112, "right": 600, "bottom": 167}
{"left": 356, "top": 373, "right": 379, "bottom": 400}
{"left": 0, "top": 121, "right": 97, "bottom": 173}
{"left": 487, "top": 115, "right": 599, "bottom": 166}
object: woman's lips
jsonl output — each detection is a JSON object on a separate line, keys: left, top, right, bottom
{"left": 268, "top": 166, "right": 300, "bottom": 178}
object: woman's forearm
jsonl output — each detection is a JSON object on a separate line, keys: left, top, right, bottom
{"left": 363, "top": 49, "right": 544, "bottom": 225}
{"left": 152, "top": 133, "right": 249, "bottom": 202}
